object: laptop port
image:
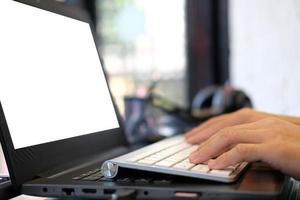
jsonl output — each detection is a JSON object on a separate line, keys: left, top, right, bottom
{"left": 104, "top": 189, "right": 116, "bottom": 195}
{"left": 62, "top": 188, "right": 75, "bottom": 196}
{"left": 82, "top": 188, "right": 97, "bottom": 194}
{"left": 174, "top": 192, "right": 201, "bottom": 198}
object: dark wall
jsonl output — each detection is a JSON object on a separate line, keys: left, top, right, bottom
{"left": 186, "top": 0, "right": 229, "bottom": 103}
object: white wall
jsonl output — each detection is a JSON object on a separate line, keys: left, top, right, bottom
{"left": 230, "top": 0, "right": 300, "bottom": 115}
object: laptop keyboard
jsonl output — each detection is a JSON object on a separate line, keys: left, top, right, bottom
{"left": 0, "top": 176, "right": 10, "bottom": 184}
{"left": 72, "top": 168, "right": 104, "bottom": 181}
{"left": 126, "top": 137, "right": 244, "bottom": 178}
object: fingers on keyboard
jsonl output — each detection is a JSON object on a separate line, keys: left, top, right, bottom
{"left": 125, "top": 137, "right": 246, "bottom": 179}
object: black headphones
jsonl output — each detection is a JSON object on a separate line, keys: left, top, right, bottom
{"left": 191, "top": 85, "right": 252, "bottom": 118}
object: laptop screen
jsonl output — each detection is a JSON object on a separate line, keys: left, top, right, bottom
{"left": 0, "top": 1, "right": 119, "bottom": 149}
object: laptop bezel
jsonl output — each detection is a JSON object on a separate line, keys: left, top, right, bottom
{"left": 0, "top": 0, "right": 128, "bottom": 190}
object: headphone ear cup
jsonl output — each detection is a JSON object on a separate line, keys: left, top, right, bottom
{"left": 211, "top": 87, "right": 227, "bottom": 114}
{"left": 192, "top": 86, "right": 253, "bottom": 118}
{"left": 191, "top": 86, "right": 218, "bottom": 114}
{"left": 225, "top": 90, "right": 252, "bottom": 112}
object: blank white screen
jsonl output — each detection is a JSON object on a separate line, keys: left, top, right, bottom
{"left": 0, "top": 1, "right": 119, "bottom": 149}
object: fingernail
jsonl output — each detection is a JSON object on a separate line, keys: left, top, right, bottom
{"left": 185, "top": 132, "right": 193, "bottom": 138}
{"left": 186, "top": 136, "right": 195, "bottom": 144}
{"left": 208, "top": 159, "right": 217, "bottom": 168}
{"left": 189, "top": 151, "right": 199, "bottom": 163}
{"left": 187, "top": 136, "right": 200, "bottom": 144}
{"left": 184, "top": 133, "right": 190, "bottom": 139}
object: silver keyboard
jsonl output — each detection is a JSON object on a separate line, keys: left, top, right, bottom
{"left": 102, "top": 135, "right": 248, "bottom": 182}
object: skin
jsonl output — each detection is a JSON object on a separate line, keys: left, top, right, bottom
{"left": 185, "top": 108, "right": 300, "bottom": 180}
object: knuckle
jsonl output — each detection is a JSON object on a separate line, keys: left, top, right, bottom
{"left": 197, "top": 144, "right": 205, "bottom": 151}
{"left": 273, "top": 132, "right": 284, "bottom": 141}
{"left": 218, "top": 128, "right": 236, "bottom": 143}
{"left": 262, "top": 117, "right": 280, "bottom": 125}
{"left": 235, "top": 144, "right": 250, "bottom": 156}
{"left": 261, "top": 118, "right": 287, "bottom": 140}
{"left": 266, "top": 128, "right": 280, "bottom": 138}
{"left": 219, "top": 152, "right": 231, "bottom": 163}
{"left": 234, "top": 108, "right": 253, "bottom": 123}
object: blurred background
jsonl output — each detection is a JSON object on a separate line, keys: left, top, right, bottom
{"left": 1, "top": 0, "right": 300, "bottom": 174}
{"left": 56, "top": 0, "right": 300, "bottom": 115}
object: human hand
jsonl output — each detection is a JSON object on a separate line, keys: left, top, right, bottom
{"left": 185, "top": 108, "right": 273, "bottom": 144}
{"left": 188, "top": 117, "right": 300, "bottom": 180}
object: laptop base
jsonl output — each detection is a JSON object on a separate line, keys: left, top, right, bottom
{"left": 22, "top": 162, "right": 289, "bottom": 200}
{"left": 0, "top": 177, "right": 16, "bottom": 200}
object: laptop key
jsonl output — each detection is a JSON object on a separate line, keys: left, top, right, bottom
{"left": 116, "top": 177, "right": 132, "bottom": 183}
{"left": 127, "top": 150, "right": 158, "bottom": 162}
{"left": 190, "top": 164, "right": 210, "bottom": 173}
{"left": 153, "top": 179, "right": 172, "bottom": 185}
{"left": 82, "top": 175, "right": 103, "bottom": 181}
{"left": 0, "top": 177, "right": 10, "bottom": 183}
{"left": 91, "top": 168, "right": 102, "bottom": 173}
{"left": 72, "top": 174, "right": 88, "bottom": 180}
{"left": 73, "top": 168, "right": 104, "bottom": 181}
{"left": 173, "top": 159, "right": 195, "bottom": 170}
{"left": 155, "top": 160, "right": 175, "bottom": 167}
{"left": 209, "top": 169, "right": 233, "bottom": 177}
{"left": 138, "top": 158, "right": 157, "bottom": 165}
{"left": 127, "top": 137, "right": 186, "bottom": 162}
{"left": 134, "top": 178, "right": 152, "bottom": 184}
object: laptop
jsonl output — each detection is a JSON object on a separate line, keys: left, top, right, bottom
{"left": 0, "top": 0, "right": 289, "bottom": 199}
{"left": 0, "top": 176, "right": 14, "bottom": 200}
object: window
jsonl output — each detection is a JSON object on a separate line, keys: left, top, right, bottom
{"left": 95, "top": 0, "right": 187, "bottom": 114}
